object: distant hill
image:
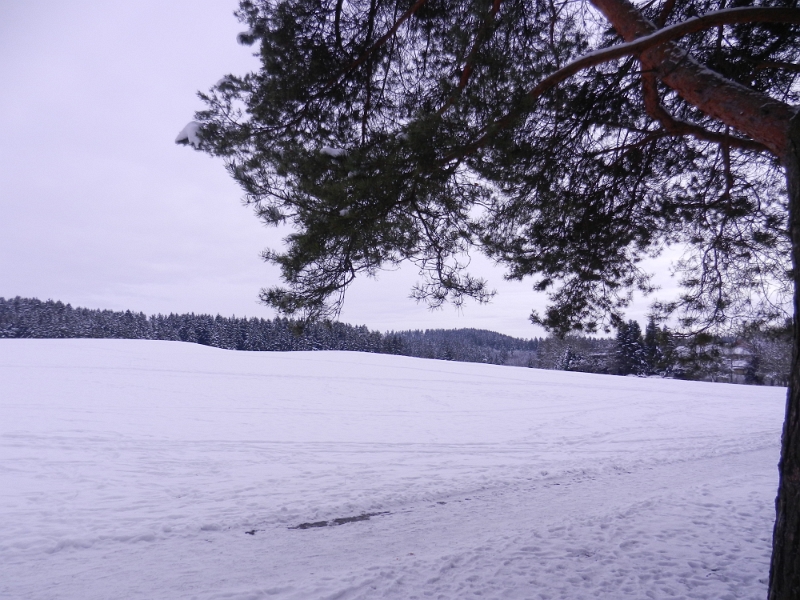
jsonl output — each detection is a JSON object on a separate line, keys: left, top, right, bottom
{"left": 0, "top": 296, "right": 539, "bottom": 367}
{"left": 388, "top": 328, "right": 540, "bottom": 365}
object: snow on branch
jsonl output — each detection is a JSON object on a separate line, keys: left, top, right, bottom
{"left": 175, "top": 122, "right": 203, "bottom": 148}
{"left": 320, "top": 146, "right": 347, "bottom": 158}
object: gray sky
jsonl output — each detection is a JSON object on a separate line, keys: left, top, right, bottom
{"left": 0, "top": 0, "right": 679, "bottom": 338}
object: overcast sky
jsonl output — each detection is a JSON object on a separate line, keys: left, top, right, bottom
{"left": 0, "top": 0, "right": 680, "bottom": 338}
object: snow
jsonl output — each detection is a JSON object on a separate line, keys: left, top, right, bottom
{"left": 0, "top": 339, "right": 785, "bottom": 599}
{"left": 320, "top": 146, "right": 346, "bottom": 158}
{"left": 175, "top": 121, "right": 202, "bottom": 148}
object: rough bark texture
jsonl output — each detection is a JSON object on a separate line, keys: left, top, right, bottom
{"left": 769, "top": 111, "right": 800, "bottom": 600}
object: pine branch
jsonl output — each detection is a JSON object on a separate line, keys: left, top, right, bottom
{"left": 591, "top": 0, "right": 798, "bottom": 156}
{"left": 640, "top": 71, "right": 767, "bottom": 153}
{"left": 437, "top": 0, "right": 504, "bottom": 116}
{"left": 452, "top": 5, "right": 799, "bottom": 161}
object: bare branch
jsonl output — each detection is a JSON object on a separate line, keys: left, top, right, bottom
{"left": 459, "top": 0, "right": 503, "bottom": 91}
{"left": 437, "top": 0, "right": 504, "bottom": 115}
{"left": 655, "top": 0, "right": 677, "bottom": 27}
{"left": 334, "top": 0, "right": 344, "bottom": 50}
{"left": 755, "top": 61, "right": 800, "bottom": 73}
{"left": 327, "top": 0, "right": 429, "bottom": 88}
{"left": 640, "top": 71, "right": 768, "bottom": 153}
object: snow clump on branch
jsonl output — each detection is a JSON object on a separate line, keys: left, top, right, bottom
{"left": 175, "top": 122, "right": 203, "bottom": 148}
{"left": 320, "top": 147, "right": 346, "bottom": 158}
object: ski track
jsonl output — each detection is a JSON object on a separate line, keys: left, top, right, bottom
{"left": 0, "top": 339, "right": 786, "bottom": 599}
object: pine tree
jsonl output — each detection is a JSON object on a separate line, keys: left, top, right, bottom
{"left": 181, "top": 4, "right": 800, "bottom": 587}
{"left": 615, "top": 320, "right": 647, "bottom": 375}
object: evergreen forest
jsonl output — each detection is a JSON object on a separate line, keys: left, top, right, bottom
{"left": 0, "top": 296, "right": 789, "bottom": 386}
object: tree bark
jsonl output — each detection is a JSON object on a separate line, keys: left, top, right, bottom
{"left": 769, "top": 111, "right": 800, "bottom": 600}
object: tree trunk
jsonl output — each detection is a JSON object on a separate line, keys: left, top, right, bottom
{"left": 769, "top": 111, "right": 800, "bottom": 600}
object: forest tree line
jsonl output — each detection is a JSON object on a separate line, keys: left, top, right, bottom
{"left": 0, "top": 297, "right": 789, "bottom": 385}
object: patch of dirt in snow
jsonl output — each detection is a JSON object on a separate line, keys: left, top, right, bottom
{"left": 289, "top": 511, "right": 390, "bottom": 530}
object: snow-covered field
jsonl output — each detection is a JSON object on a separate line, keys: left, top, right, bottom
{"left": 0, "top": 339, "right": 786, "bottom": 600}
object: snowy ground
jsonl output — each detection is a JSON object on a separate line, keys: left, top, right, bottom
{"left": 0, "top": 339, "right": 786, "bottom": 600}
